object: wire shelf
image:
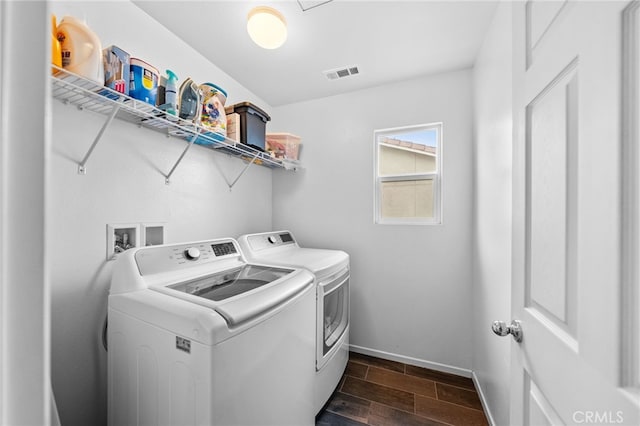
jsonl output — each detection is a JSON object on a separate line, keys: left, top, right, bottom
{"left": 51, "top": 66, "right": 299, "bottom": 180}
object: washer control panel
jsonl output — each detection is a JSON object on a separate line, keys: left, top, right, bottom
{"left": 184, "top": 247, "right": 201, "bottom": 260}
{"left": 135, "top": 239, "right": 240, "bottom": 276}
{"left": 211, "top": 242, "right": 237, "bottom": 257}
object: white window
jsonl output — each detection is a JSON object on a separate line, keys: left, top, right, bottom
{"left": 374, "top": 123, "right": 442, "bottom": 225}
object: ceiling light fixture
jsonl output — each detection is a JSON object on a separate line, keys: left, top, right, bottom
{"left": 247, "top": 6, "right": 287, "bottom": 49}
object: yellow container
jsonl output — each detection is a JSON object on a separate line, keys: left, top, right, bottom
{"left": 51, "top": 15, "right": 62, "bottom": 72}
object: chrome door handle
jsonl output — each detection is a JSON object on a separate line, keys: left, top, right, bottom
{"left": 492, "top": 320, "right": 523, "bottom": 342}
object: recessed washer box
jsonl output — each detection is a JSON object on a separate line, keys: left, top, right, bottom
{"left": 107, "top": 223, "right": 140, "bottom": 261}
{"left": 141, "top": 223, "right": 165, "bottom": 247}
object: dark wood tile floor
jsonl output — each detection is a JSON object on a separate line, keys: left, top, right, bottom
{"left": 315, "top": 352, "right": 489, "bottom": 426}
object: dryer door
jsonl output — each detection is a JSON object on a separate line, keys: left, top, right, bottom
{"left": 317, "top": 267, "right": 349, "bottom": 371}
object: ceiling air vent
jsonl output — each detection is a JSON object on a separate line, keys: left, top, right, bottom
{"left": 323, "top": 66, "right": 360, "bottom": 81}
{"left": 297, "top": 0, "right": 334, "bottom": 12}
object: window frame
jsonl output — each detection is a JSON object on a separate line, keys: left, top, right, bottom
{"left": 373, "top": 122, "right": 443, "bottom": 225}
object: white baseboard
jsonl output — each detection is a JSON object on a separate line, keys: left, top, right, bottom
{"left": 349, "top": 344, "right": 473, "bottom": 378}
{"left": 472, "top": 371, "right": 496, "bottom": 426}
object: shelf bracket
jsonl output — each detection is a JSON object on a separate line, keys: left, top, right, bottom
{"left": 226, "top": 153, "right": 260, "bottom": 191}
{"left": 78, "top": 104, "right": 121, "bottom": 175}
{"left": 165, "top": 131, "right": 200, "bottom": 185}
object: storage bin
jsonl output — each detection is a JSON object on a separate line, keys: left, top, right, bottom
{"left": 266, "top": 133, "right": 301, "bottom": 160}
{"left": 225, "top": 102, "right": 271, "bottom": 151}
{"left": 199, "top": 83, "right": 227, "bottom": 137}
{"left": 129, "top": 58, "right": 158, "bottom": 106}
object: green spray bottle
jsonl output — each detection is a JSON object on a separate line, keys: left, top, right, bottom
{"left": 163, "top": 69, "right": 179, "bottom": 116}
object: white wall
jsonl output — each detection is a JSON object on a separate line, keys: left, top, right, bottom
{"left": 49, "top": 2, "right": 274, "bottom": 425}
{"left": 471, "top": 2, "right": 513, "bottom": 425}
{"left": 0, "top": 1, "right": 50, "bottom": 424}
{"left": 271, "top": 69, "right": 474, "bottom": 373}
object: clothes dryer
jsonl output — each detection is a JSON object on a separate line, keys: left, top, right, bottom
{"left": 108, "top": 238, "right": 316, "bottom": 426}
{"left": 237, "top": 231, "right": 349, "bottom": 413}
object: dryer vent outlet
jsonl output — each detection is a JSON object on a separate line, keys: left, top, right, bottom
{"left": 323, "top": 66, "right": 360, "bottom": 81}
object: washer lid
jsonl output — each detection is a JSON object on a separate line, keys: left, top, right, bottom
{"left": 167, "top": 264, "right": 292, "bottom": 301}
{"left": 213, "top": 270, "right": 312, "bottom": 326}
{"left": 151, "top": 265, "right": 313, "bottom": 327}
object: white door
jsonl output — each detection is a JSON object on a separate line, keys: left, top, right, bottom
{"left": 510, "top": 1, "right": 640, "bottom": 425}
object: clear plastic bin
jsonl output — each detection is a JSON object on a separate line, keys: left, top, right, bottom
{"left": 266, "top": 133, "right": 301, "bottom": 160}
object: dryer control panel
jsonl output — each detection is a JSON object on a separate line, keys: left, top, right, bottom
{"left": 245, "top": 231, "right": 297, "bottom": 252}
{"left": 135, "top": 239, "right": 240, "bottom": 276}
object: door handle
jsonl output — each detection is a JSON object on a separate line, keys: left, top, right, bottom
{"left": 491, "top": 320, "right": 523, "bottom": 342}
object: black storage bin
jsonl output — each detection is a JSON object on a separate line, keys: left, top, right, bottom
{"left": 225, "top": 102, "right": 271, "bottom": 151}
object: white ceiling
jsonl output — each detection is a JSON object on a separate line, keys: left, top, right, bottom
{"left": 134, "top": 0, "right": 498, "bottom": 106}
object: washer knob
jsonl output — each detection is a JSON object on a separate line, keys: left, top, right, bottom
{"left": 268, "top": 235, "right": 278, "bottom": 244}
{"left": 184, "top": 247, "right": 201, "bottom": 260}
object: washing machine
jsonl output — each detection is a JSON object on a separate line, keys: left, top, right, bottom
{"left": 108, "top": 237, "right": 316, "bottom": 426}
{"left": 237, "top": 231, "right": 349, "bottom": 413}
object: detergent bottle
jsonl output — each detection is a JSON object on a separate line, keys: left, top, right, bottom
{"left": 51, "top": 15, "right": 62, "bottom": 73}
{"left": 56, "top": 16, "right": 104, "bottom": 84}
